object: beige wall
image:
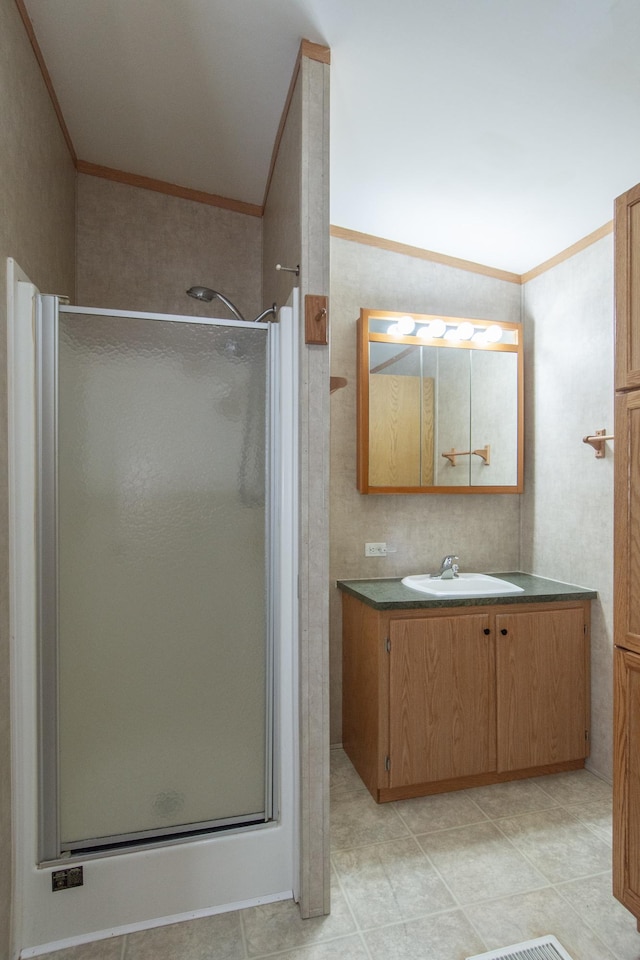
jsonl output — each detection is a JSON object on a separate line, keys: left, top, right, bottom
{"left": 262, "top": 75, "right": 301, "bottom": 312}
{"left": 0, "top": 0, "right": 76, "bottom": 954}
{"left": 329, "top": 237, "right": 523, "bottom": 742}
{"left": 329, "top": 231, "right": 615, "bottom": 783}
{"left": 520, "top": 235, "right": 614, "bottom": 781}
{"left": 263, "top": 54, "right": 332, "bottom": 919}
{"left": 77, "top": 173, "right": 262, "bottom": 316}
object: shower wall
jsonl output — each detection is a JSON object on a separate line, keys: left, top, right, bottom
{"left": 76, "top": 173, "right": 263, "bottom": 316}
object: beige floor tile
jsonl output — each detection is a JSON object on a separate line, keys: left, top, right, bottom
{"left": 263, "top": 936, "right": 370, "bottom": 960}
{"left": 363, "top": 911, "right": 485, "bottom": 960}
{"left": 564, "top": 798, "right": 613, "bottom": 846}
{"left": 332, "top": 836, "right": 454, "bottom": 928}
{"left": 330, "top": 750, "right": 368, "bottom": 801}
{"left": 124, "top": 913, "right": 243, "bottom": 960}
{"left": 42, "top": 941, "right": 125, "bottom": 960}
{"left": 465, "top": 778, "right": 558, "bottom": 820}
{"left": 393, "top": 789, "right": 488, "bottom": 835}
{"left": 416, "top": 820, "right": 547, "bottom": 904}
{"left": 330, "top": 793, "right": 408, "bottom": 852}
{"left": 532, "top": 769, "right": 612, "bottom": 806}
{"left": 496, "top": 806, "right": 612, "bottom": 882}
{"left": 463, "top": 886, "right": 616, "bottom": 960}
{"left": 242, "top": 890, "right": 356, "bottom": 957}
{"left": 557, "top": 872, "right": 640, "bottom": 960}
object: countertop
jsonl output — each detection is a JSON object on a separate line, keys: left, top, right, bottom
{"left": 336, "top": 572, "right": 598, "bottom": 610}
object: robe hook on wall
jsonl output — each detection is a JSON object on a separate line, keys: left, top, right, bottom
{"left": 275, "top": 263, "right": 300, "bottom": 276}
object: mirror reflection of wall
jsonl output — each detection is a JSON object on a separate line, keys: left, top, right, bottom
{"left": 358, "top": 310, "right": 523, "bottom": 494}
{"left": 470, "top": 351, "right": 519, "bottom": 487}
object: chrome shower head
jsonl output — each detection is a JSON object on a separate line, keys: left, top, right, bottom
{"left": 186, "top": 286, "right": 246, "bottom": 323}
{"left": 186, "top": 285, "right": 216, "bottom": 302}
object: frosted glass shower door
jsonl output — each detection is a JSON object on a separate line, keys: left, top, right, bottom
{"left": 39, "top": 301, "right": 272, "bottom": 852}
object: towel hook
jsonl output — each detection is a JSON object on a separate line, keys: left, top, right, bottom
{"left": 582, "top": 429, "right": 614, "bottom": 458}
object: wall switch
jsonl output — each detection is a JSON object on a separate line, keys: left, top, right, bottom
{"left": 365, "top": 542, "right": 387, "bottom": 557}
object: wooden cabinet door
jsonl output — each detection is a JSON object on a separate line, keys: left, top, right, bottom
{"left": 388, "top": 614, "right": 495, "bottom": 788}
{"left": 496, "top": 607, "right": 589, "bottom": 772}
{"left": 614, "top": 390, "right": 640, "bottom": 656}
{"left": 615, "top": 182, "right": 640, "bottom": 390}
{"left": 613, "top": 647, "right": 640, "bottom": 919}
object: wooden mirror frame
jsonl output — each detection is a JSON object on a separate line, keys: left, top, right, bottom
{"left": 357, "top": 309, "right": 524, "bottom": 494}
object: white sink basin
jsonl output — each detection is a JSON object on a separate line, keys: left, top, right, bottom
{"left": 401, "top": 572, "right": 525, "bottom": 598}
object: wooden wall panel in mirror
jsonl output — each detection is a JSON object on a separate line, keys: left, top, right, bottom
{"left": 357, "top": 309, "right": 524, "bottom": 494}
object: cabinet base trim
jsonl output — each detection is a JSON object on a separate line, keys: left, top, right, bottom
{"left": 375, "top": 759, "right": 585, "bottom": 803}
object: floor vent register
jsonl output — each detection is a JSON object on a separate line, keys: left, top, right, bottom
{"left": 467, "top": 935, "right": 574, "bottom": 960}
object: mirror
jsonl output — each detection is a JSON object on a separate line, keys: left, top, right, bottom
{"left": 357, "top": 309, "right": 523, "bottom": 493}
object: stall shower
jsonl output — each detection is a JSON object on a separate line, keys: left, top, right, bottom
{"left": 37, "top": 297, "right": 278, "bottom": 857}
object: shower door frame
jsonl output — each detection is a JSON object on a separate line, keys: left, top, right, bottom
{"left": 9, "top": 261, "right": 298, "bottom": 953}
{"left": 37, "top": 298, "right": 279, "bottom": 860}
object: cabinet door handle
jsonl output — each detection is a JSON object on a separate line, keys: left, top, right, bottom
{"left": 483, "top": 628, "right": 491, "bottom": 635}
{"left": 501, "top": 628, "right": 508, "bottom": 635}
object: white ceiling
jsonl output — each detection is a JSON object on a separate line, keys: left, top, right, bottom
{"left": 24, "top": 0, "right": 640, "bottom": 274}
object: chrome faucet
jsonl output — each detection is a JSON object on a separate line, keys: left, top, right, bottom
{"left": 432, "top": 555, "right": 459, "bottom": 580}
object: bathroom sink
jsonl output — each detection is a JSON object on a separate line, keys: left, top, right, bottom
{"left": 401, "top": 573, "right": 525, "bottom": 598}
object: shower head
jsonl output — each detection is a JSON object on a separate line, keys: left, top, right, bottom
{"left": 186, "top": 286, "right": 246, "bottom": 323}
{"left": 187, "top": 285, "right": 216, "bottom": 302}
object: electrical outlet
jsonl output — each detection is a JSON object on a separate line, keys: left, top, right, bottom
{"left": 365, "top": 542, "right": 387, "bottom": 557}
{"left": 52, "top": 866, "right": 83, "bottom": 891}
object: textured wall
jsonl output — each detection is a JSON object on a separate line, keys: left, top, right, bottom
{"left": 77, "top": 174, "right": 262, "bottom": 317}
{"left": 264, "top": 55, "right": 332, "bottom": 919}
{"left": 262, "top": 74, "right": 301, "bottom": 312}
{"left": 520, "top": 235, "right": 614, "bottom": 782}
{"left": 329, "top": 237, "right": 523, "bottom": 742}
{"left": 0, "top": 0, "right": 76, "bottom": 955}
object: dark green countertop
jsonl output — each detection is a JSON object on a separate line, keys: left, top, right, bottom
{"left": 336, "top": 572, "right": 598, "bottom": 610}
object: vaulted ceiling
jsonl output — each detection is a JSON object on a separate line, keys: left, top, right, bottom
{"left": 23, "top": 0, "right": 640, "bottom": 273}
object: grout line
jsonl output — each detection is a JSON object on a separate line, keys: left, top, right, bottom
{"left": 328, "top": 854, "right": 376, "bottom": 960}
{"left": 239, "top": 904, "right": 249, "bottom": 959}
{"left": 239, "top": 931, "right": 376, "bottom": 960}
{"left": 549, "top": 877, "right": 618, "bottom": 960}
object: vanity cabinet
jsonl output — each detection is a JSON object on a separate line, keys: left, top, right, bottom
{"left": 495, "top": 607, "right": 588, "bottom": 771}
{"left": 342, "top": 593, "right": 591, "bottom": 802}
{"left": 388, "top": 614, "right": 495, "bottom": 788}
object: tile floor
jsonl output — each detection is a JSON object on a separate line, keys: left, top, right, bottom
{"left": 41, "top": 748, "right": 640, "bottom": 960}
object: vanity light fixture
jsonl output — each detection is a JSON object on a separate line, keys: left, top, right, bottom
{"left": 381, "top": 315, "right": 509, "bottom": 344}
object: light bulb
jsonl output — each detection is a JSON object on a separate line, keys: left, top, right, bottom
{"left": 428, "top": 319, "right": 446, "bottom": 338}
{"left": 396, "top": 315, "right": 416, "bottom": 335}
{"left": 457, "top": 321, "right": 474, "bottom": 340}
{"left": 486, "top": 325, "right": 502, "bottom": 343}
{"left": 387, "top": 323, "right": 400, "bottom": 336}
